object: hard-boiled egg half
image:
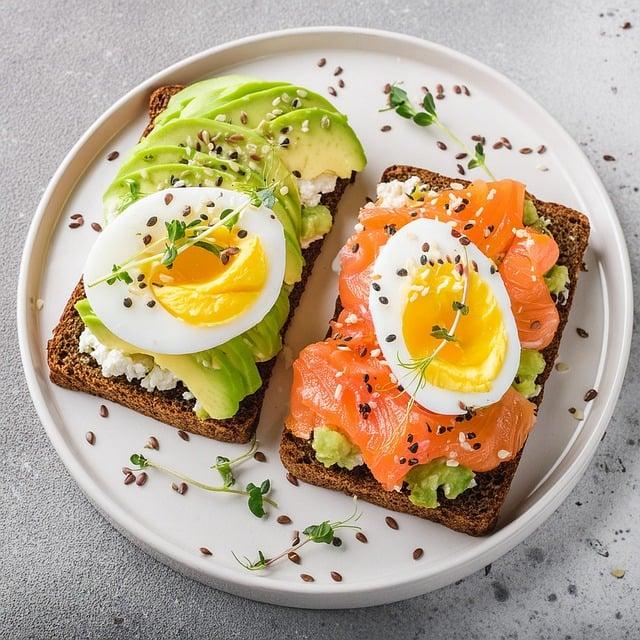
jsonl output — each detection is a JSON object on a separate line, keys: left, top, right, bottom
{"left": 84, "top": 187, "right": 285, "bottom": 354}
{"left": 369, "top": 218, "right": 520, "bottom": 415}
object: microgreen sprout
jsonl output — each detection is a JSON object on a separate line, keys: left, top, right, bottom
{"left": 381, "top": 84, "right": 496, "bottom": 180}
{"left": 233, "top": 498, "right": 362, "bottom": 571}
{"left": 129, "top": 452, "right": 277, "bottom": 518}
{"left": 89, "top": 199, "right": 251, "bottom": 288}
{"left": 211, "top": 437, "right": 259, "bottom": 488}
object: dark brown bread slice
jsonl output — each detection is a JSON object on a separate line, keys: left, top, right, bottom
{"left": 280, "top": 165, "right": 590, "bottom": 536}
{"left": 47, "top": 84, "right": 354, "bottom": 443}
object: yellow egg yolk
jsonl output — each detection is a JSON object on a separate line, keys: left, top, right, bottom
{"left": 145, "top": 227, "right": 268, "bottom": 326}
{"left": 402, "top": 262, "right": 507, "bottom": 393}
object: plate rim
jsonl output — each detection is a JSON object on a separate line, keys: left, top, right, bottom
{"left": 17, "top": 26, "right": 633, "bottom": 608}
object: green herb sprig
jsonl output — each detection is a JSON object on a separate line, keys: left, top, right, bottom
{"left": 129, "top": 452, "right": 277, "bottom": 518}
{"left": 89, "top": 199, "right": 251, "bottom": 288}
{"left": 212, "top": 437, "right": 259, "bottom": 488}
{"left": 233, "top": 499, "right": 362, "bottom": 571}
{"left": 381, "top": 84, "right": 496, "bottom": 180}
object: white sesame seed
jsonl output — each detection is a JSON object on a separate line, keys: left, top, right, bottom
{"left": 334, "top": 384, "right": 343, "bottom": 400}
{"left": 458, "top": 432, "right": 466, "bottom": 443}
{"left": 354, "top": 223, "right": 364, "bottom": 232}
{"left": 487, "top": 188, "right": 496, "bottom": 200}
{"left": 344, "top": 313, "right": 359, "bottom": 324}
{"left": 497, "top": 449, "right": 510, "bottom": 459}
{"left": 320, "top": 115, "right": 330, "bottom": 129}
{"left": 214, "top": 114, "right": 226, "bottom": 122}
{"left": 446, "top": 459, "right": 459, "bottom": 467}
{"left": 280, "top": 186, "right": 289, "bottom": 196}
{"left": 450, "top": 182, "right": 464, "bottom": 190}
{"left": 297, "top": 89, "right": 308, "bottom": 98}
{"left": 271, "top": 97, "right": 281, "bottom": 107}
{"left": 335, "top": 371, "right": 343, "bottom": 378}
{"left": 555, "top": 362, "right": 570, "bottom": 372}
{"left": 370, "top": 348, "right": 381, "bottom": 358}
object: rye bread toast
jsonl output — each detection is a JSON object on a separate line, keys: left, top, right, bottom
{"left": 280, "top": 165, "right": 590, "bottom": 536}
{"left": 47, "top": 85, "right": 354, "bottom": 443}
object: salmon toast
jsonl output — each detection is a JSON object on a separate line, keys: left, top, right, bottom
{"left": 280, "top": 165, "right": 590, "bottom": 536}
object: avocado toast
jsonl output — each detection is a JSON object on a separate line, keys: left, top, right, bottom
{"left": 280, "top": 165, "right": 590, "bottom": 536}
{"left": 48, "top": 78, "right": 366, "bottom": 443}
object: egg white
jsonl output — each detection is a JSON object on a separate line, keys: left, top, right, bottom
{"left": 369, "top": 218, "right": 520, "bottom": 415}
{"left": 84, "top": 187, "right": 285, "bottom": 355}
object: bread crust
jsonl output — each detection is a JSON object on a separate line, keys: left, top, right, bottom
{"left": 280, "top": 165, "right": 590, "bottom": 535}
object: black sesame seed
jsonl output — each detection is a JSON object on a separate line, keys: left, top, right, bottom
{"left": 123, "top": 297, "right": 132, "bottom": 308}
{"left": 146, "top": 216, "right": 158, "bottom": 227}
{"left": 473, "top": 442, "right": 482, "bottom": 450}
{"left": 237, "top": 229, "right": 247, "bottom": 238}
{"left": 576, "top": 327, "right": 589, "bottom": 338}
{"left": 146, "top": 300, "right": 156, "bottom": 308}
{"left": 385, "top": 334, "right": 396, "bottom": 342}
{"left": 584, "top": 388, "right": 598, "bottom": 402}
{"left": 408, "top": 442, "right": 419, "bottom": 454}
{"left": 378, "top": 296, "right": 389, "bottom": 305}
{"left": 351, "top": 242, "right": 360, "bottom": 253}
{"left": 372, "top": 282, "right": 381, "bottom": 291}
{"left": 420, "top": 255, "right": 428, "bottom": 265}
{"left": 408, "top": 458, "right": 419, "bottom": 466}
{"left": 396, "top": 268, "right": 408, "bottom": 276}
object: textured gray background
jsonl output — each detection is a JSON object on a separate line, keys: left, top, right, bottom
{"left": 1, "top": 1, "right": 638, "bottom": 638}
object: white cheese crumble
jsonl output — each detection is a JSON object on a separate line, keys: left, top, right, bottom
{"left": 375, "top": 176, "right": 422, "bottom": 208}
{"left": 297, "top": 173, "right": 338, "bottom": 207}
{"left": 79, "top": 328, "right": 196, "bottom": 400}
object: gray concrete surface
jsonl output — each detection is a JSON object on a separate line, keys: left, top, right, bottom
{"left": 1, "top": 1, "right": 638, "bottom": 638}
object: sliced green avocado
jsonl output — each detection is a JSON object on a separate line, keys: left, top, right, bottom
{"left": 182, "top": 85, "right": 340, "bottom": 128}
{"left": 153, "top": 75, "right": 257, "bottom": 126}
{"left": 241, "top": 285, "right": 290, "bottom": 361}
{"left": 114, "top": 144, "right": 246, "bottom": 180}
{"left": 301, "top": 205, "right": 333, "bottom": 247}
{"left": 135, "top": 118, "right": 302, "bottom": 232}
{"left": 406, "top": 459, "right": 475, "bottom": 509}
{"left": 102, "top": 163, "right": 304, "bottom": 284}
{"left": 179, "top": 80, "right": 291, "bottom": 119}
{"left": 76, "top": 298, "right": 259, "bottom": 420}
{"left": 262, "top": 108, "right": 367, "bottom": 179}
{"left": 513, "top": 349, "right": 546, "bottom": 398}
{"left": 311, "top": 426, "right": 362, "bottom": 470}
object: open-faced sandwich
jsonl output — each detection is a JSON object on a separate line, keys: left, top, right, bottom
{"left": 48, "top": 77, "right": 366, "bottom": 443}
{"left": 281, "top": 165, "right": 590, "bottom": 535}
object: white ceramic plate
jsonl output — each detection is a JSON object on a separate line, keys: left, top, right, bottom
{"left": 18, "top": 27, "right": 632, "bottom": 608}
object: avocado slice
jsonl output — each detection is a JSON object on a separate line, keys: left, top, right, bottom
{"left": 102, "top": 163, "right": 304, "bottom": 284}
{"left": 262, "top": 108, "right": 366, "bottom": 179}
{"left": 135, "top": 118, "right": 302, "bottom": 231}
{"left": 178, "top": 80, "right": 291, "bottom": 119}
{"left": 241, "top": 284, "right": 290, "bottom": 361}
{"left": 153, "top": 75, "right": 257, "bottom": 126}
{"left": 76, "top": 298, "right": 259, "bottom": 419}
{"left": 181, "top": 85, "right": 340, "bottom": 128}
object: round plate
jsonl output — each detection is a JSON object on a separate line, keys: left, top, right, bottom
{"left": 17, "top": 27, "right": 632, "bottom": 608}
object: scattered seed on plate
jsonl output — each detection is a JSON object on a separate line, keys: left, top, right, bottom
{"left": 355, "top": 531, "right": 368, "bottom": 543}
{"left": 178, "top": 430, "right": 190, "bottom": 441}
{"left": 288, "top": 551, "right": 301, "bottom": 564}
{"left": 199, "top": 547, "right": 213, "bottom": 556}
{"left": 437, "top": 141, "right": 447, "bottom": 151}
{"left": 338, "top": 79, "right": 345, "bottom": 89}
{"left": 603, "top": 154, "right": 616, "bottom": 162}
{"left": 135, "top": 472, "right": 148, "bottom": 486}
{"left": 611, "top": 568, "right": 626, "bottom": 579}
{"left": 122, "top": 466, "right": 133, "bottom": 475}
{"left": 493, "top": 141, "right": 504, "bottom": 149}
{"left": 317, "top": 57, "right": 326, "bottom": 67}
{"left": 69, "top": 218, "right": 84, "bottom": 229}
{"left": 145, "top": 436, "right": 159, "bottom": 450}
{"left": 286, "top": 472, "right": 299, "bottom": 486}
{"left": 519, "top": 147, "right": 533, "bottom": 155}
{"left": 413, "top": 547, "right": 424, "bottom": 560}
{"left": 300, "top": 573, "right": 315, "bottom": 583}
{"left": 332, "top": 536, "right": 342, "bottom": 547}
{"left": 277, "top": 515, "right": 292, "bottom": 525}
{"left": 164, "top": 193, "right": 173, "bottom": 205}
{"left": 455, "top": 152, "right": 468, "bottom": 160}
{"left": 385, "top": 516, "right": 399, "bottom": 530}
{"left": 124, "top": 472, "right": 136, "bottom": 485}
{"left": 330, "top": 571, "right": 343, "bottom": 582}
{"left": 500, "top": 136, "right": 512, "bottom": 149}
{"left": 146, "top": 216, "right": 158, "bottom": 227}
{"left": 123, "top": 297, "right": 132, "bottom": 308}
{"left": 537, "top": 145, "right": 547, "bottom": 154}
{"left": 253, "top": 451, "right": 267, "bottom": 462}
{"left": 380, "top": 125, "right": 392, "bottom": 132}
{"left": 333, "top": 66, "right": 343, "bottom": 76}
{"left": 99, "top": 404, "right": 109, "bottom": 418}
{"left": 453, "top": 84, "right": 461, "bottom": 94}
{"left": 584, "top": 389, "right": 598, "bottom": 402}
{"left": 568, "top": 407, "right": 584, "bottom": 420}
{"left": 107, "top": 150, "right": 120, "bottom": 161}
{"left": 555, "top": 362, "right": 570, "bottom": 373}
{"left": 383, "top": 83, "right": 391, "bottom": 94}
{"left": 462, "top": 85, "right": 471, "bottom": 96}
{"left": 457, "top": 164, "right": 466, "bottom": 175}
{"left": 85, "top": 431, "right": 95, "bottom": 445}
{"left": 576, "top": 327, "right": 589, "bottom": 338}
{"left": 91, "top": 222, "right": 103, "bottom": 232}
{"left": 328, "top": 86, "right": 337, "bottom": 97}
{"left": 172, "top": 481, "right": 188, "bottom": 495}
{"left": 292, "top": 530, "right": 300, "bottom": 546}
